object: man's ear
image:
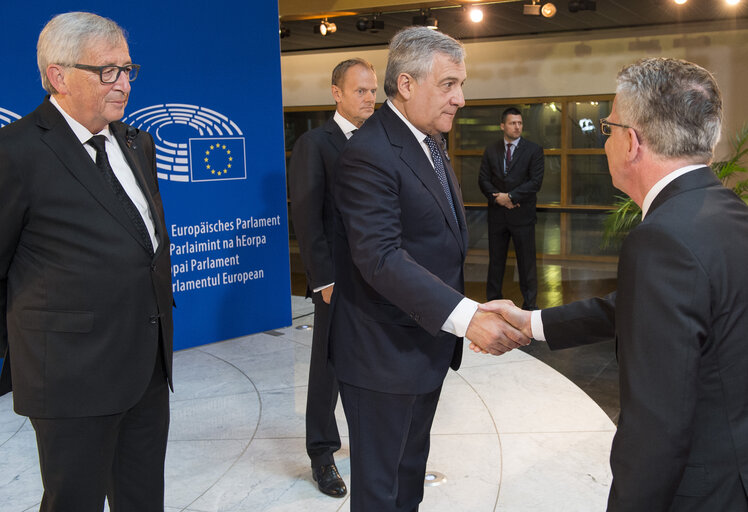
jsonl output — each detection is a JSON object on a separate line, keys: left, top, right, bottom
{"left": 397, "top": 73, "right": 413, "bottom": 100}
{"left": 626, "top": 127, "right": 641, "bottom": 162}
{"left": 331, "top": 84, "right": 342, "bottom": 105}
{"left": 47, "top": 64, "right": 69, "bottom": 95}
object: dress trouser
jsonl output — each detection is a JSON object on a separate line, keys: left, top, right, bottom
{"left": 339, "top": 381, "right": 442, "bottom": 512}
{"left": 305, "top": 293, "right": 342, "bottom": 467}
{"left": 486, "top": 220, "right": 538, "bottom": 309}
{"left": 30, "top": 349, "right": 170, "bottom": 512}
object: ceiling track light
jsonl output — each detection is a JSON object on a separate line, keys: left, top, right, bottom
{"left": 524, "top": 1, "right": 557, "bottom": 17}
{"left": 413, "top": 9, "right": 438, "bottom": 30}
{"left": 314, "top": 19, "right": 336, "bottom": 36}
{"left": 468, "top": 6, "right": 484, "bottom": 23}
{"left": 569, "top": 0, "right": 597, "bottom": 12}
{"left": 356, "top": 14, "right": 384, "bottom": 33}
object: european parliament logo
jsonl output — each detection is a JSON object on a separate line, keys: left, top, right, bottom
{"left": 0, "top": 107, "right": 21, "bottom": 128}
{"left": 189, "top": 138, "right": 246, "bottom": 182}
{"left": 122, "top": 104, "right": 247, "bottom": 183}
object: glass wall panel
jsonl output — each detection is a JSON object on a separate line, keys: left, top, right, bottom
{"left": 568, "top": 212, "right": 620, "bottom": 257}
{"left": 455, "top": 103, "right": 562, "bottom": 151}
{"left": 569, "top": 100, "right": 612, "bottom": 149}
{"left": 458, "top": 156, "right": 487, "bottom": 205}
{"left": 524, "top": 103, "right": 562, "bottom": 150}
{"left": 538, "top": 155, "right": 561, "bottom": 205}
{"left": 465, "top": 207, "right": 489, "bottom": 251}
{"left": 536, "top": 211, "right": 561, "bottom": 256}
{"left": 569, "top": 154, "right": 617, "bottom": 206}
{"left": 284, "top": 109, "right": 334, "bottom": 149}
{"left": 455, "top": 105, "right": 504, "bottom": 150}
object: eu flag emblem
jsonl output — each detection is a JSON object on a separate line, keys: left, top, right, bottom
{"left": 189, "top": 137, "right": 247, "bottom": 182}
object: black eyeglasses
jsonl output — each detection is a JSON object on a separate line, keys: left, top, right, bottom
{"left": 71, "top": 63, "right": 140, "bottom": 84}
{"left": 599, "top": 117, "right": 632, "bottom": 136}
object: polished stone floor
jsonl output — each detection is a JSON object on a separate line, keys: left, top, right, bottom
{"left": 0, "top": 288, "right": 616, "bottom": 511}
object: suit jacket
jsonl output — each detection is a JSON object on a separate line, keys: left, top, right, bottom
{"left": 542, "top": 168, "right": 748, "bottom": 511}
{"left": 329, "top": 102, "right": 467, "bottom": 395}
{"left": 288, "top": 116, "right": 346, "bottom": 296}
{"left": 478, "top": 137, "right": 544, "bottom": 225}
{"left": 0, "top": 97, "right": 174, "bottom": 419}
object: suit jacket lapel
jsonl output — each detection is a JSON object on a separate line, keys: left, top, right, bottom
{"left": 35, "top": 100, "right": 152, "bottom": 254}
{"left": 324, "top": 116, "right": 347, "bottom": 153}
{"left": 380, "top": 105, "right": 465, "bottom": 252}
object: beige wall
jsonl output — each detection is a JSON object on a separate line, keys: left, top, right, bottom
{"left": 281, "top": 19, "right": 748, "bottom": 161}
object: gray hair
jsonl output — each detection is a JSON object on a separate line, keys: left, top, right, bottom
{"left": 384, "top": 27, "right": 465, "bottom": 99}
{"left": 331, "top": 58, "right": 375, "bottom": 87}
{"left": 37, "top": 12, "right": 126, "bottom": 94}
{"left": 615, "top": 58, "right": 722, "bottom": 162}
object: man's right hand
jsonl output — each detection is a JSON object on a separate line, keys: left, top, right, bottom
{"left": 479, "top": 300, "right": 532, "bottom": 338}
{"left": 321, "top": 285, "right": 334, "bottom": 304}
{"left": 465, "top": 308, "right": 530, "bottom": 356}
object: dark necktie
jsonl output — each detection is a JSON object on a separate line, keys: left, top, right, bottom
{"left": 425, "top": 135, "right": 458, "bottom": 224}
{"left": 504, "top": 143, "right": 513, "bottom": 176}
{"left": 87, "top": 135, "right": 154, "bottom": 254}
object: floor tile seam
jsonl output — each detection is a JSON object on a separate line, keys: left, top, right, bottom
{"left": 167, "top": 437, "right": 254, "bottom": 443}
{"left": 0, "top": 417, "right": 28, "bottom": 450}
{"left": 450, "top": 370, "right": 503, "bottom": 511}
{"left": 178, "top": 351, "right": 265, "bottom": 510}
{"left": 587, "top": 357, "right": 619, "bottom": 383}
{"left": 497, "top": 428, "right": 616, "bottom": 435}
{"left": 194, "top": 342, "right": 306, "bottom": 359}
{"left": 170, "top": 390, "right": 259, "bottom": 404}
{"left": 457, "top": 359, "right": 538, "bottom": 370}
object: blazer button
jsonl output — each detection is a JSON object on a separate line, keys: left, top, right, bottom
{"left": 151, "top": 264, "right": 157, "bottom": 271}
{"left": 149, "top": 315, "right": 159, "bottom": 324}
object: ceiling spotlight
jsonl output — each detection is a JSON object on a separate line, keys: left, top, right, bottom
{"left": 726, "top": 0, "right": 740, "bottom": 5}
{"left": 673, "top": 0, "right": 687, "bottom": 4}
{"left": 542, "top": 2, "right": 558, "bottom": 17}
{"left": 524, "top": 1, "right": 542, "bottom": 15}
{"left": 279, "top": 26, "right": 291, "bottom": 39}
{"left": 569, "top": 0, "right": 596, "bottom": 12}
{"left": 314, "top": 19, "right": 336, "bottom": 36}
{"left": 413, "top": 9, "right": 438, "bottom": 30}
{"left": 356, "top": 15, "right": 384, "bottom": 33}
{"left": 469, "top": 7, "right": 484, "bottom": 23}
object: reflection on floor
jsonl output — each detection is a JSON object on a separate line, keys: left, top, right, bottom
{"left": 0, "top": 292, "right": 616, "bottom": 511}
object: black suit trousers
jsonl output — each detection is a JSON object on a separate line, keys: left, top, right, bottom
{"left": 30, "top": 352, "right": 169, "bottom": 512}
{"left": 339, "top": 382, "right": 442, "bottom": 512}
{"left": 305, "top": 293, "right": 341, "bottom": 466}
{"left": 486, "top": 219, "right": 537, "bottom": 308}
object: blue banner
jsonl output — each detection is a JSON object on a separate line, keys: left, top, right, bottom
{"left": 0, "top": 2, "right": 292, "bottom": 349}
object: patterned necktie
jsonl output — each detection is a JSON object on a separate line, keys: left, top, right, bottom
{"left": 425, "top": 135, "right": 458, "bottom": 224}
{"left": 504, "top": 143, "right": 513, "bottom": 175}
{"left": 87, "top": 135, "right": 154, "bottom": 254}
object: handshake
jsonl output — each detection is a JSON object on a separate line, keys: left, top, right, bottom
{"left": 465, "top": 300, "right": 534, "bottom": 356}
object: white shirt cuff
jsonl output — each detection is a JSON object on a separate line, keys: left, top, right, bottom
{"left": 312, "top": 282, "right": 334, "bottom": 293}
{"left": 441, "top": 297, "right": 479, "bottom": 338}
{"left": 530, "top": 309, "right": 546, "bottom": 341}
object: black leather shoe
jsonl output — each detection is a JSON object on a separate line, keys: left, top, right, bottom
{"left": 312, "top": 463, "right": 347, "bottom": 497}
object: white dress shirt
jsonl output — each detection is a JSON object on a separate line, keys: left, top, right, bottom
{"left": 50, "top": 96, "right": 159, "bottom": 251}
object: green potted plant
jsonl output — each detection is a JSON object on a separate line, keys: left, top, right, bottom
{"left": 602, "top": 122, "right": 748, "bottom": 247}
